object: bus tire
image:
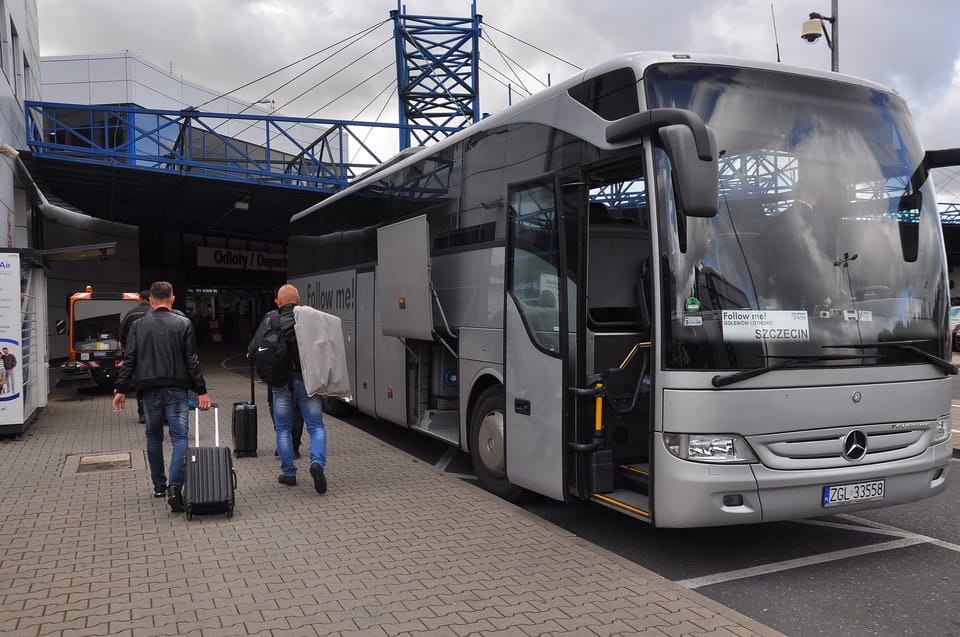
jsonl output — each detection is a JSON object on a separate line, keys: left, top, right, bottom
{"left": 321, "top": 395, "right": 353, "bottom": 417}
{"left": 470, "top": 386, "right": 525, "bottom": 502}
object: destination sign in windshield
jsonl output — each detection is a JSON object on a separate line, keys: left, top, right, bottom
{"left": 721, "top": 310, "right": 810, "bottom": 342}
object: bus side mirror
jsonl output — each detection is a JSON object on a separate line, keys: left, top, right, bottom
{"left": 925, "top": 148, "right": 960, "bottom": 169}
{"left": 605, "top": 108, "right": 719, "bottom": 219}
{"left": 659, "top": 124, "right": 719, "bottom": 218}
{"left": 55, "top": 319, "right": 66, "bottom": 334}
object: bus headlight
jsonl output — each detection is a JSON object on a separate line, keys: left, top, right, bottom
{"left": 663, "top": 433, "right": 758, "bottom": 463}
{"left": 933, "top": 416, "right": 951, "bottom": 444}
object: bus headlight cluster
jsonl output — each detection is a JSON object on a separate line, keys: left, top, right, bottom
{"left": 933, "top": 416, "right": 951, "bottom": 444}
{"left": 663, "top": 433, "right": 758, "bottom": 463}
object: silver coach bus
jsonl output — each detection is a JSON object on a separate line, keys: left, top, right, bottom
{"left": 289, "top": 52, "right": 960, "bottom": 527}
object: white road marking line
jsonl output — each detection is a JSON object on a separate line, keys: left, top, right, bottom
{"left": 679, "top": 513, "right": 960, "bottom": 590}
{"left": 220, "top": 353, "right": 248, "bottom": 370}
{"left": 676, "top": 536, "right": 925, "bottom": 589}
{"left": 836, "top": 513, "right": 960, "bottom": 553}
{"left": 434, "top": 446, "right": 457, "bottom": 471}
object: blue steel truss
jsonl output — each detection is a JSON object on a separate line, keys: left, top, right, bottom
{"left": 392, "top": 2, "right": 481, "bottom": 150}
{"left": 22, "top": 100, "right": 960, "bottom": 224}
{"left": 24, "top": 101, "right": 459, "bottom": 191}
{"left": 941, "top": 202, "right": 960, "bottom": 223}
{"left": 589, "top": 151, "right": 960, "bottom": 224}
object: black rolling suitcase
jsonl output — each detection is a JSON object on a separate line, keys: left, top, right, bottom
{"left": 183, "top": 404, "right": 236, "bottom": 520}
{"left": 232, "top": 360, "right": 258, "bottom": 458}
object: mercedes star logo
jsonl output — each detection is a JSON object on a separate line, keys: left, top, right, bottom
{"left": 842, "top": 430, "right": 868, "bottom": 461}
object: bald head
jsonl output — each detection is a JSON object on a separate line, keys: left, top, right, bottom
{"left": 276, "top": 283, "right": 301, "bottom": 308}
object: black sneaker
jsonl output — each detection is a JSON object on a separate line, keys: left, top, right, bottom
{"left": 167, "top": 486, "right": 184, "bottom": 512}
{"left": 310, "top": 462, "right": 327, "bottom": 495}
{"left": 138, "top": 414, "right": 146, "bottom": 424}
{"left": 278, "top": 474, "right": 296, "bottom": 486}
{"left": 153, "top": 485, "right": 167, "bottom": 498}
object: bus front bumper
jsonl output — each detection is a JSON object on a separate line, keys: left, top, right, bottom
{"left": 752, "top": 440, "right": 951, "bottom": 523}
{"left": 652, "top": 439, "right": 951, "bottom": 528}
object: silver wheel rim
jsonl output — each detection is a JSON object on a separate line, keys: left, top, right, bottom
{"left": 477, "top": 409, "right": 505, "bottom": 478}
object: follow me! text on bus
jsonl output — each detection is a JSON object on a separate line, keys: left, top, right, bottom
{"left": 288, "top": 52, "right": 960, "bottom": 527}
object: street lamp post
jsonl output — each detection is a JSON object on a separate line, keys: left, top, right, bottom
{"left": 800, "top": 0, "right": 839, "bottom": 72}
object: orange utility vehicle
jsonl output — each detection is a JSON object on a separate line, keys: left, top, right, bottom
{"left": 59, "top": 286, "right": 140, "bottom": 388}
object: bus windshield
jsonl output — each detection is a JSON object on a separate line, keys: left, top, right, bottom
{"left": 646, "top": 63, "right": 949, "bottom": 371}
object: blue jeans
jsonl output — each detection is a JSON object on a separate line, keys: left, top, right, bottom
{"left": 142, "top": 387, "right": 189, "bottom": 490}
{"left": 271, "top": 378, "right": 326, "bottom": 476}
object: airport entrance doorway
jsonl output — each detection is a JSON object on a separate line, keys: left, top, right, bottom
{"left": 183, "top": 286, "right": 276, "bottom": 346}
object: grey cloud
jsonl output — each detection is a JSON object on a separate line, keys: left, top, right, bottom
{"left": 37, "top": 0, "right": 960, "bottom": 145}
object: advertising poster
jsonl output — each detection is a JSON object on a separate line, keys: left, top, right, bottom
{"left": 0, "top": 252, "right": 22, "bottom": 424}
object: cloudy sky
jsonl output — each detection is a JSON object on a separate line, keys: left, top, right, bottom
{"left": 35, "top": 0, "right": 960, "bottom": 156}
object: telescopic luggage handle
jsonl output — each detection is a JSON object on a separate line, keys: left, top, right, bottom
{"left": 193, "top": 402, "right": 220, "bottom": 447}
{"left": 250, "top": 356, "right": 256, "bottom": 405}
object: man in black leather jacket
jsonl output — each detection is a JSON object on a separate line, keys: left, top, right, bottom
{"left": 113, "top": 281, "right": 211, "bottom": 512}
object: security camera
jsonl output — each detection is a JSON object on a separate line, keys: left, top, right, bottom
{"left": 99, "top": 247, "right": 108, "bottom": 261}
{"left": 801, "top": 18, "right": 822, "bottom": 43}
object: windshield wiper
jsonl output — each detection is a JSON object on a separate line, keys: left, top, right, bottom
{"left": 711, "top": 354, "right": 867, "bottom": 388}
{"left": 823, "top": 340, "right": 958, "bottom": 375}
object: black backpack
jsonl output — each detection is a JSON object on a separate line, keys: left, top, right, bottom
{"left": 251, "top": 311, "right": 290, "bottom": 386}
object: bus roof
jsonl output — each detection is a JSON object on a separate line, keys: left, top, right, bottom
{"left": 291, "top": 51, "right": 898, "bottom": 223}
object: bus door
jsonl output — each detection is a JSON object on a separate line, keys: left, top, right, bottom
{"left": 504, "top": 178, "right": 568, "bottom": 500}
{"left": 579, "top": 160, "right": 654, "bottom": 519}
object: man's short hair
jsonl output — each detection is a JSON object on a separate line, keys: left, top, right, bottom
{"left": 139, "top": 290, "right": 150, "bottom": 302}
{"left": 150, "top": 281, "right": 174, "bottom": 301}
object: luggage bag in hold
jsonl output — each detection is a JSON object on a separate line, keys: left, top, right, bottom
{"left": 232, "top": 359, "right": 258, "bottom": 458}
{"left": 182, "top": 404, "right": 236, "bottom": 520}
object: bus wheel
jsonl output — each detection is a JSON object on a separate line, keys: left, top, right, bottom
{"left": 470, "top": 386, "right": 525, "bottom": 502}
{"left": 321, "top": 396, "right": 353, "bottom": 417}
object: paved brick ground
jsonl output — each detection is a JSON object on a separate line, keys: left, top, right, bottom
{"left": 0, "top": 348, "right": 783, "bottom": 636}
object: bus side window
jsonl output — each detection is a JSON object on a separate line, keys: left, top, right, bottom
{"left": 508, "top": 182, "right": 561, "bottom": 352}
{"left": 587, "top": 221, "right": 650, "bottom": 330}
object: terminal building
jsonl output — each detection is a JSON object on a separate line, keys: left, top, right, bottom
{"left": 31, "top": 52, "right": 341, "bottom": 355}
{"left": 0, "top": 0, "right": 45, "bottom": 429}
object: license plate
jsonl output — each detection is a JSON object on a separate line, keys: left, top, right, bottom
{"left": 822, "top": 479, "right": 885, "bottom": 507}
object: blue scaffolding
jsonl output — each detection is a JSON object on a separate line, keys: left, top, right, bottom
{"left": 392, "top": 1, "right": 481, "bottom": 150}
{"left": 24, "top": 101, "right": 459, "bottom": 192}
